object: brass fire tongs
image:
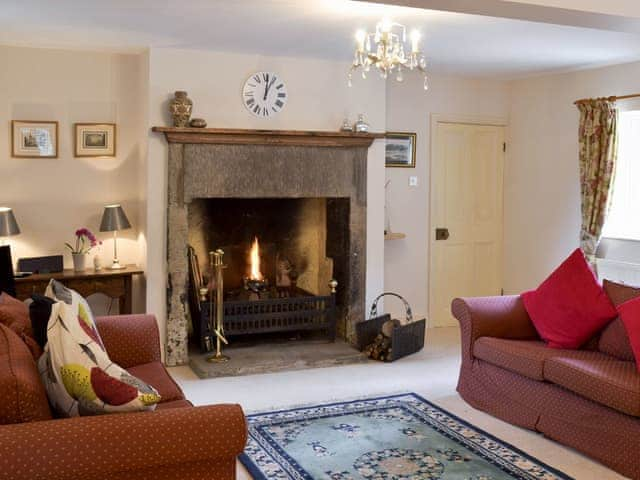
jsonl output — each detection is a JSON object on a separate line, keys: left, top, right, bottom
{"left": 207, "top": 249, "right": 230, "bottom": 363}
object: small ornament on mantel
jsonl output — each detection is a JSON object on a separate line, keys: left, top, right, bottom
{"left": 169, "top": 90, "right": 193, "bottom": 127}
{"left": 354, "top": 114, "right": 370, "bottom": 133}
{"left": 190, "top": 118, "right": 207, "bottom": 128}
{"left": 340, "top": 118, "right": 354, "bottom": 132}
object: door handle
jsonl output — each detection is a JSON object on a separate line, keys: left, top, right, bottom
{"left": 435, "top": 228, "right": 450, "bottom": 240}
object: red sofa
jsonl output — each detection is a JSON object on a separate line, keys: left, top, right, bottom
{"left": 452, "top": 293, "right": 639, "bottom": 479}
{"left": 0, "top": 313, "right": 247, "bottom": 480}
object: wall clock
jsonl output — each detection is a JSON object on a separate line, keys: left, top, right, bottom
{"left": 242, "top": 71, "right": 287, "bottom": 118}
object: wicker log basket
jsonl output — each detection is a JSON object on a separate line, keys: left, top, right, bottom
{"left": 356, "top": 293, "right": 426, "bottom": 362}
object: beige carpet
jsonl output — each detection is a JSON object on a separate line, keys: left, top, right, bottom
{"left": 169, "top": 327, "right": 627, "bottom": 480}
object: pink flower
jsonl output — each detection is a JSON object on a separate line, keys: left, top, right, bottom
{"left": 67, "top": 228, "right": 101, "bottom": 254}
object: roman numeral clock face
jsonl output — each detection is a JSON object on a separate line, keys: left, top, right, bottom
{"left": 242, "top": 72, "right": 287, "bottom": 118}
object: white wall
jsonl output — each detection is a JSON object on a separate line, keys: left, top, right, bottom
{"left": 0, "top": 46, "right": 147, "bottom": 314}
{"left": 384, "top": 74, "right": 510, "bottom": 321}
{"left": 146, "top": 48, "right": 386, "bottom": 350}
{"left": 506, "top": 60, "right": 640, "bottom": 293}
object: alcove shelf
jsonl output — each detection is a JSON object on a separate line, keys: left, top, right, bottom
{"left": 384, "top": 232, "right": 407, "bottom": 240}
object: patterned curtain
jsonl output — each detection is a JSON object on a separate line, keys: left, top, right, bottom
{"left": 577, "top": 99, "right": 618, "bottom": 264}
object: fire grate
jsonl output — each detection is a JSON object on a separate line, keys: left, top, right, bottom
{"left": 195, "top": 289, "right": 336, "bottom": 353}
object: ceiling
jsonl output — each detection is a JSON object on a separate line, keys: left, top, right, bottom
{"left": 1, "top": 0, "right": 640, "bottom": 78}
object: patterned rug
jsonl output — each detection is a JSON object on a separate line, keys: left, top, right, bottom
{"left": 239, "top": 393, "right": 572, "bottom": 480}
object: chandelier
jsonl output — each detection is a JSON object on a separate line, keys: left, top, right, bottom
{"left": 348, "top": 19, "right": 428, "bottom": 90}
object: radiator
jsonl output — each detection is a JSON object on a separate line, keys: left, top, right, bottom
{"left": 596, "top": 258, "right": 640, "bottom": 285}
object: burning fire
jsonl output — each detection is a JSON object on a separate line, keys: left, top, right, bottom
{"left": 249, "top": 237, "right": 263, "bottom": 281}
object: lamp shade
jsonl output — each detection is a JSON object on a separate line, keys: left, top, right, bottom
{"left": 0, "top": 208, "right": 20, "bottom": 237}
{"left": 99, "top": 204, "right": 131, "bottom": 232}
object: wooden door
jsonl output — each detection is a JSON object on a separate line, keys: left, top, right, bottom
{"left": 430, "top": 122, "right": 505, "bottom": 327}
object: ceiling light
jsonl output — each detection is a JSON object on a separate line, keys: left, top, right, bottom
{"left": 349, "top": 19, "right": 429, "bottom": 90}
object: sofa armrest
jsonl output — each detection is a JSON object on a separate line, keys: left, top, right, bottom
{"left": 95, "top": 314, "right": 161, "bottom": 368}
{"left": 451, "top": 296, "right": 538, "bottom": 362}
{"left": 0, "top": 404, "right": 247, "bottom": 480}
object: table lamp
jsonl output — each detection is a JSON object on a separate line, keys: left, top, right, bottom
{"left": 0, "top": 207, "right": 21, "bottom": 246}
{"left": 99, "top": 204, "right": 131, "bottom": 270}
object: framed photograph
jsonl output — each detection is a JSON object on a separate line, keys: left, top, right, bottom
{"left": 385, "top": 132, "right": 416, "bottom": 168}
{"left": 11, "top": 121, "right": 58, "bottom": 158}
{"left": 74, "top": 123, "right": 116, "bottom": 157}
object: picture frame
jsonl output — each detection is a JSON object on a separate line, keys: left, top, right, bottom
{"left": 11, "top": 120, "right": 58, "bottom": 158}
{"left": 74, "top": 123, "right": 116, "bottom": 157}
{"left": 385, "top": 132, "right": 416, "bottom": 168}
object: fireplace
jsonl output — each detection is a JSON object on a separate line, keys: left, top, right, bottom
{"left": 187, "top": 197, "right": 352, "bottom": 350}
{"left": 153, "top": 127, "right": 381, "bottom": 366}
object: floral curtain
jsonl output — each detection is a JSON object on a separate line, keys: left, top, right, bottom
{"left": 577, "top": 99, "right": 618, "bottom": 264}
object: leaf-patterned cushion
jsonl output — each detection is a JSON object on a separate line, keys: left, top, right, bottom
{"left": 38, "top": 280, "right": 161, "bottom": 417}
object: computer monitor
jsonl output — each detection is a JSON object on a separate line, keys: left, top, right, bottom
{"left": 0, "top": 245, "right": 16, "bottom": 297}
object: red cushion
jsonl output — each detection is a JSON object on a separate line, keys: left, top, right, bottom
{"left": 599, "top": 279, "right": 639, "bottom": 360}
{"left": 522, "top": 249, "right": 617, "bottom": 349}
{"left": 0, "top": 293, "right": 42, "bottom": 360}
{"left": 618, "top": 296, "right": 640, "bottom": 372}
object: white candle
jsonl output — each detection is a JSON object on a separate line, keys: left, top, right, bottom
{"left": 355, "top": 30, "right": 366, "bottom": 52}
{"left": 411, "top": 30, "right": 421, "bottom": 53}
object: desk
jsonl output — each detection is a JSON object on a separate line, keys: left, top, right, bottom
{"left": 15, "top": 266, "right": 143, "bottom": 314}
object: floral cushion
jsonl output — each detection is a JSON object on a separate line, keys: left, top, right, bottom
{"left": 38, "top": 280, "right": 161, "bottom": 416}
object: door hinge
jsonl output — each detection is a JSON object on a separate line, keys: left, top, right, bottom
{"left": 502, "top": 142, "right": 506, "bottom": 153}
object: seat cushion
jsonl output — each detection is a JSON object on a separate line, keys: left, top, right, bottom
{"left": 0, "top": 324, "right": 52, "bottom": 424}
{"left": 545, "top": 354, "right": 640, "bottom": 416}
{"left": 126, "top": 362, "right": 185, "bottom": 403}
{"left": 599, "top": 279, "right": 639, "bottom": 361}
{"left": 522, "top": 249, "right": 617, "bottom": 349}
{"left": 474, "top": 337, "right": 603, "bottom": 381}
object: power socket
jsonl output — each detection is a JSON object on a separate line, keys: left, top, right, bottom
{"left": 409, "top": 176, "right": 418, "bottom": 187}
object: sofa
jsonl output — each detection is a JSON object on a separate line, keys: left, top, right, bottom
{"left": 0, "top": 313, "right": 248, "bottom": 480}
{"left": 452, "top": 290, "right": 640, "bottom": 480}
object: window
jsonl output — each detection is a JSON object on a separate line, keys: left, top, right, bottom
{"left": 602, "top": 111, "right": 640, "bottom": 241}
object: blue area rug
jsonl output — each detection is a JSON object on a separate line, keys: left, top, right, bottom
{"left": 239, "top": 393, "right": 572, "bottom": 480}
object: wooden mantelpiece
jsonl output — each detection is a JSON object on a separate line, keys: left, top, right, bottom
{"left": 152, "top": 126, "right": 383, "bottom": 148}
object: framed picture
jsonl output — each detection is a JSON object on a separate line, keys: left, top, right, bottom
{"left": 11, "top": 121, "right": 58, "bottom": 158}
{"left": 385, "top": 132, "right": 416, "bottom": 168}
{"left": 74, "top": 123, "right": 116, "bottom": 157}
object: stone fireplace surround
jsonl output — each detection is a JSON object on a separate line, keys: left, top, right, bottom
{"left": 153, "top": 127, "right": 382, "bottom": 366}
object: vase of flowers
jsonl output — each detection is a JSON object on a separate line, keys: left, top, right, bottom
{"left": 66, "top": 228, "right": 101, "bottom": 272}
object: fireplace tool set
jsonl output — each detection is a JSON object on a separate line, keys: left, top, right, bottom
{"left": 206, "top": 249, "right": 230, "bottom": 363}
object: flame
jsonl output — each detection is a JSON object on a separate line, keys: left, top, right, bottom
{"left": 249, "top": 237, "right": 263, "bottom": 281}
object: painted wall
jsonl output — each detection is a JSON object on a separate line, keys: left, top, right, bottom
{"left": 0, "top": 46, "right": 147, "bottom": 314}
{"left": 384, "top": 74, "right": 510, "bottom": 321}
{"left": 146, "top": 48, "right": 386, "bottom": 352}
{"left": 505, "top": 60, "right": 640, "bottom": 293}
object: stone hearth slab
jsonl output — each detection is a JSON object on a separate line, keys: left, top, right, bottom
{"left": 189, "top": 340, "right": 369, "bottom": 378}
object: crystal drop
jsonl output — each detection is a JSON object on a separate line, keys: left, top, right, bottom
{"left": 423, "top": 76, "right": 429, "bottom": 91}
{"left": 362, "top": 70, "right": 367, "bottom": 79}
